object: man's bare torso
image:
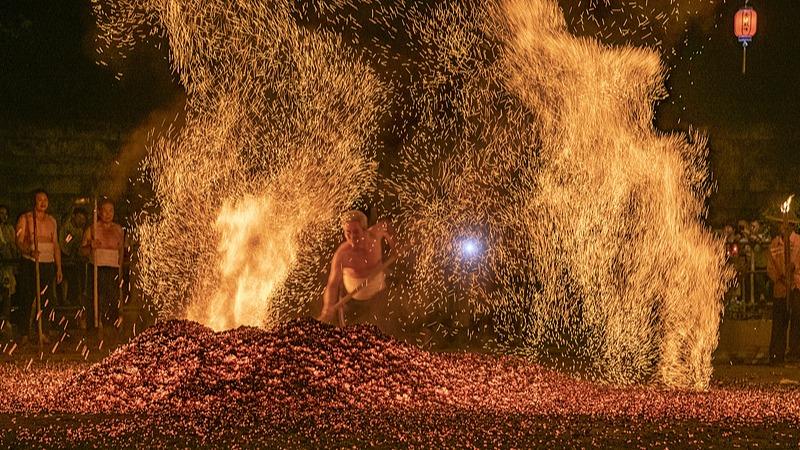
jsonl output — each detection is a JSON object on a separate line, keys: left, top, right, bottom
{"left": 19, "top": 212, "right": 57, "bottom": 247}
{"left": 93, "top": 222, "right": 124, "bottom": 250}
{"left": 338, "top": 228, "right": 383, "bottom": 278}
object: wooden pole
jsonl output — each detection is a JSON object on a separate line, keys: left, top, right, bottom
{"left": 785, "top": 212, "right": 794, "bottom": 316}
{"left": 32, "top": 209, "right": 43, "bottom": 349}
{"left": 93, "top": 197, "right": 99, "bottom": 330}
{"left": 741, "top": 45, "right": 747, "bottom": 75}
{"left": 337, "top": 299, "right": 346, "bottom": 326}
{"left": 118, "top": 228, "right": 125, "bottom": 331}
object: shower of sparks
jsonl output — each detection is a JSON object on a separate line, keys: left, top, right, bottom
{"left": 558, "top": 0, "right": 723, "bottom": 50}
{"left": 93, "top": 0, "right": 388, "bottom": 330}
{"left": 383, "top": 0, "right": 732, "bottom": 389}
{"left": 91, "top": 0, "right": 732, "bottom": 388}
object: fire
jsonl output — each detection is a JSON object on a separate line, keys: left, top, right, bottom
{"left": 782, "top": 195, "right": 794, "bottom": 214}
{"left": 187, "top": 195, "right": 298, "bottom": 331}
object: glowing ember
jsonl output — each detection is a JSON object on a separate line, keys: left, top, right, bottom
{"left": 1, "top": 320, "right": 799, "bottom": 446}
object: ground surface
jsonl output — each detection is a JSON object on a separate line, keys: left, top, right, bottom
{"left": 1, "top": 319, "right": 799, "bottom": 448}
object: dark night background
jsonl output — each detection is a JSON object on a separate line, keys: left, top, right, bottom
{"left": 0, "top": 0, "right": 798, "bottom": 223}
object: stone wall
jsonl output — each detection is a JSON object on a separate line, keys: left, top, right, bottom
{"left": 706, "top": 125, "right": 800, "bottom": 227}
{"left": 0, "top": 125, "right": 122, "bottom": 221}
{"left": 1, "top": 122, "right": 798, "bottom": 229}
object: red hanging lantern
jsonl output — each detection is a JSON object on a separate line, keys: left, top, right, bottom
{"left": 734, "top": 4, "right": 758, "bottom": 74}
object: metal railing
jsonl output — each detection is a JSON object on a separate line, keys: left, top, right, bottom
{"left": 724, "top": 241, "right": 773, "bottom": 320}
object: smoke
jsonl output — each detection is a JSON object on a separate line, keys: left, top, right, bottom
{"left": 104, "top": 96, "right": 186, "bottom": 202}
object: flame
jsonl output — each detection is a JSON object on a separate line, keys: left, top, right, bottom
{"left": 187, "top": 195, "right": 298, "bottom": 331}
{"left": 782, "top": 195, "right": 794, "bottom": 214}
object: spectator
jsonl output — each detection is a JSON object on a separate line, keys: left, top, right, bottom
{"left": 722, "top": 224, "right": 739, "bottom": 261}
{"left": 15, "top": 189, "right": 62, "bottom": 344}
{"left": 81, "top": 199, "right": 124, "bottom": 335}
{"left": 750, "top": 220, "right": 770, "bottom": 244}
{"left": 0, "top": 205, "right": 17, "bottom": 335}
{"left": 58, "top": 207, "right": 88, "bottom": 308}
{"left": 723, "top": 224, "right": 736, "bottom": 244}
{"left": 767, "top": 221, "right": 800, "bottom": 364}
{"left": 737, "top": 220, "right": 751, "bottom": 244}
{"left": 737, "top": 219, "right": 759, "bottom": 303}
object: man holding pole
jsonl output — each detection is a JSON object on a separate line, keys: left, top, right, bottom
{"left": 81, "top": 199, "right": 124, "bottom": 336}
{"left": 767, "top": 220, "right": 800, "bottom": 364}
{"left": 320, "top": 210, "right": 399, "bottom": 328}
{"left": 15, "top": 189, "right": 62, "bottom": 345}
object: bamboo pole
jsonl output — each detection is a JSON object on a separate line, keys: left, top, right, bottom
{"left": 32, "top": 209, "right": 43, "bottom": 349}
{"left": 118, "top": 228, "right": 125, "bottom": 332}
{"left": 785, "top": 212, "right": 793, "bottom": 318}
{"left": 93, "top": 197, "right": 99, "bottom": 330}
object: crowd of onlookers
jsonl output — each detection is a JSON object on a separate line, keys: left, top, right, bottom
{"left": 718, "top": 217, "right": 800, "bottom": 364}
{"left": 719, "top": 219, "right": 773, "bottom": 304}
{"left": 0, "top": 190, "right": 127, "bottom": 345}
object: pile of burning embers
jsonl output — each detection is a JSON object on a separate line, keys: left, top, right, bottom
{"left": 2, "top": 318, "right": 800, "bottom": 447}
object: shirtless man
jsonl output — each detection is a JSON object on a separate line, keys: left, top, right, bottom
{"left": 15, "top": 189, "right": 62, "bottom": 341}
{"left": 0, "top": 205, "right": 18, "bottom": 335}
{"left": 320, "top": 210, "right": 398, "bottom": 325}
{"left": 81, "top": 199, "right": 124, "bottom": 330}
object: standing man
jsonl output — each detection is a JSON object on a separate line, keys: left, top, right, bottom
{"left": 81, "top": 199, "right": 124, "bottom": 333}
{"left": 767, "top": 221, "right": 800, "bottom": 364}
{"left": 320, "top": 210, "right": 398, "bottom": 327}
{"left": 0, "top": 205, "right": 18, "bottom": 336}
{"left": 15, "top": 189, "right": 62, "bottom": 343}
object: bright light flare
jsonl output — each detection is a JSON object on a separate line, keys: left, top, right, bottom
{"left": 459, "top": 238, "right": 482, "bottom": 258}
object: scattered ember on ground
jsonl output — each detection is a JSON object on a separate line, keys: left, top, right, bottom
{"left": 1, "top": 318, "right": 799, "bottom": 447}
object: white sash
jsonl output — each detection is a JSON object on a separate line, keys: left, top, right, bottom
{"left": 343, "top": 271, "right": 386, "bottom": 301}
{"left": 35, "top": 242, "right": 55, "bottom": 263}
{"left": 95, "top": 248, "right": 120, "bottom": 268}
